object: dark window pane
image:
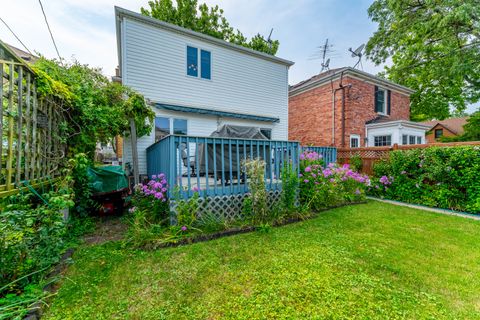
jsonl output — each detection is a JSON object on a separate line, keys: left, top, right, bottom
{"left": 409, "top": 135, "right": 416, "bottom": 144}
{"left": 417, "top": 136, "right": 422, "bottom": 144}
{"left": 375, "top": 89, "right": 385, "bottom": 113}
{"left": 260, "top": 128, "right": 272, "bottom": 139}
{"left": 374, "top": 135, "right": 391, "bottom": 147}
{"left": 173, "top": 119, "right": 188, "bottom": 135}
{"left": 350, "top": 136, "right": 359, "bottom": 148}
{"left": 201, "top": 50, "right": 211, "bottom": 79}
{"left": 187, "top": 46, "right": 198, "bottom": 77}
{"left": 155, "top": 117, "right": 170, "bottom": 142}
{"left": 402, "top": 134, "right": 408, "bottom": 145}
{"left": 435, "top": 129, "right": 443, "bottom": 138}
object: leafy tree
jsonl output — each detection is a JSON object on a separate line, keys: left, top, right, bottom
{"left": 141, "top": 0, "right": 279, "bottom": 55}
{"left": 366, "top": 0, "right": 480, "bottom": 121}
{"left": 462, "top": 110, "right": 480, "bottom": 141}
{"left": 33, "top": 58, "right": 154, "bottom": 160}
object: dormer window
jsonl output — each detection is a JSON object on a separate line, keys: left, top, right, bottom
{"left": 186, "top": 46, "right": 211, "bottom": 79}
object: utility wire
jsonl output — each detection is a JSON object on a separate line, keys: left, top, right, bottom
{"left": 0, "top": 15, "right": 32, "bottom": 55}
{"left": 38, "top": 0, "right": 61, "bottom": 60}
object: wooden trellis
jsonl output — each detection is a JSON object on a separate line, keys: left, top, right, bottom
{"left": 0, "top": 41, "right": 64, "bottom": 197}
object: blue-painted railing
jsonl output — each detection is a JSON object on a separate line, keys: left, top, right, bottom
{"left": 147, "top": 135, "right": 301, "bottom": 199}
{"left": 300, "top": 146, "right": 337, "bottom": 165}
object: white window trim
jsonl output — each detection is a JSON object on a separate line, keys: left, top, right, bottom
{"left": 350, "top": 134, "right": 360, "bottom": 148}
{"left": 185, "top": 44, "right": 212, "bottom": 81}
{"left": 374, "top": 134, "right": 392, "bottom": 147}
{"left": 376, "top": 87, "right": 387, "bottom": 116}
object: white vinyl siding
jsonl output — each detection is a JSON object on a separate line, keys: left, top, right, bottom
{"left": 120, "top": 17, "right": 289, "bottom": 174}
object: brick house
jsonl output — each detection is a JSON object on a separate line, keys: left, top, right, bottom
{"left": 289, "top": 67, "right": 430, "bottom": 147}
{"left": 420, "top": 117, "right": 468, "bottom": 143}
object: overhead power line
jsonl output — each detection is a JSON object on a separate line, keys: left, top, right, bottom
{"left": 38, "top": 0, "right": 61, "bottom": 60}
{"left": 0, "top": 15, "right": 32, "bottom": 55}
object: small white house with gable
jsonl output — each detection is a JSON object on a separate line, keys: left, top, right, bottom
{"left": 114, "top": 7, "right": 294, "bottom": 175}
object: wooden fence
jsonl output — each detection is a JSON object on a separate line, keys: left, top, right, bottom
{"left": 338, "top": 141, "right": 480, "bottom": 175}
{"left": 1, "top": 43, "right": 64, "bottom": 197}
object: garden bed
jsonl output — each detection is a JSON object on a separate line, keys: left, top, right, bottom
{"left": 150, "top": 201, "right": 366, "bottom": 249}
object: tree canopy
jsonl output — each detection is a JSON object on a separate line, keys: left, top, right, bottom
{"left": 365, "top": 0, "right": 480, "bottom": 121}
{"left": 141, "top": 0, "right": 279, "bottom": 55}
{"left": 33, "top": 58, "right": 154, "bottom": 159}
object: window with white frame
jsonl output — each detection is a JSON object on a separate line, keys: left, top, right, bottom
{"left": 155, "top": 117, "right": 188, "bottom": 142}
{"left": 416, "top": 136, "right": 422, "bottom": 144}
{"left": 402, "top": 134, "right": 408, "bottom": 145}
{"left": 375, "top": 88, "right": 386, "bottom": 114}
{"left": 186, "top": 46, "right": 211, "bottom": 79}
{"left": 374, "top": 135, "right": 391, "bottom": 146}
{"left": 350, "top": 134, "right": 360, "bottom": 148}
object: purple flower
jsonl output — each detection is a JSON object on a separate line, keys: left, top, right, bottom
{"left": 299, "top": 173, "right": 303, "bottom": 177}
{"left": 304, "top": 179, "right": 309, "bottom": 183}
{"left": 329, "top": 178, "right": 335, "bottom": 183}
{"left": 305, "top": 166, "right": 312, "bottom": 172}
{"left": 192, "top": 186, "right": 199, "bottom": 192}
{"left": 161, "top": 179, "right": 167, "bottom": 185}
{"left": 311, "top": 173, "right": 317, "bottom": 178}
{"left": 181, "top": 226, "right": 187, "bottom": 231}
{"left": 152, "top": 174, "right": 157, "bottom": 179}
{"left": 355, "top": 189, "right": 361, "bottom": 195}
{"left": 154, "top": 192, "right": 164, "bottom": 199}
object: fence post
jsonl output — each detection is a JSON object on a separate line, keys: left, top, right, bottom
{"left": 392, "top": 143, "right": 398, "bottom": 151}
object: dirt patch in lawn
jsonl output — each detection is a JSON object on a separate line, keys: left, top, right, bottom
{"left": 83, "top": 216, "right": 128, "bottom": 245}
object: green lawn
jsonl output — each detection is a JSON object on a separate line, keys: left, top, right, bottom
{"left": 44, "top": 201, "right": 480, "bottom": 319}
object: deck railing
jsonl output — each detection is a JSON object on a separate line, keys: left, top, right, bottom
{"left": 147, "top": 135, "right": 300, "bottom": 199}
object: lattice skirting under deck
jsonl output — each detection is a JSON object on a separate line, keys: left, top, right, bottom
{"left": 169, "top": 190, "right": 283, "bottom": 222}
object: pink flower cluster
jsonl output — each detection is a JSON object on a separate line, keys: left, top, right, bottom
{"left": 301, "top": 163, "right": 370, "bottom": 187}
{"left": 379, "top": 175, "right": 393, "bottom": 185}
{"left": 136, "top": 173, "right": 168, "bottom": 202}
{"left": 300, "top": 150, "right": 323, "bottom": 161}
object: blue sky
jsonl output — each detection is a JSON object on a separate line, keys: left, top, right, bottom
{"left": 0, "top": 0, "right": 476, "bottom": 113}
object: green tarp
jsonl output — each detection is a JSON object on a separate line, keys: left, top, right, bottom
{"left": 87, "top": 166, "right": 128, "bottom": 194}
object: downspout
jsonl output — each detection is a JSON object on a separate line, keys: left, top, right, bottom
{"left": 332, "top": 71, "right": 345, "bottom": 146}
{"left": 340, "top": 83, "right": 352, "bottom": 148}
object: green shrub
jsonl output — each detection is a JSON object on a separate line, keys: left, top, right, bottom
{"left": 299, "top": 162, "right": 369, "bottom": 211}
{"left": 370, "top": 146, "right": 480, "bottom": 213}
{"left": 280, "top": 164, "right": 299, "bottom": 215}
{"left": 349, "top": 154, "right": 363, "bottom": 172}
{"left": 244, "top": 159, "right": 268, "bottom": 224}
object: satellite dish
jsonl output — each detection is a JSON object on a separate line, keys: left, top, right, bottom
{"left": 349, "top": 44, "right": 365, "bottom": 57}
{"left": 348, "top": 43, "right": 365, "bottom": 69}
{"left": 322, "top": 58, "right": 330, "bottom": 71}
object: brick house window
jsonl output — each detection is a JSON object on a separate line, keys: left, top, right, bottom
{"left": 350, "top": 134, "right": 360, "bottom": 148}
{"left": 374, "top": 135, "right": 391, "bottom": 147}
{"left": 435, "top": 129, "right": 443, "bottom": 139}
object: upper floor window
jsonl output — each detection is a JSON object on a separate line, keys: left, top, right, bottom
{"left": 374, "top": 86, "right": 391, "bottom": 115}
{"left": 187, "top": 46, "right": 211, "bottom": 79}
{"left": 374, "top": 135, "right": 391, "bottom": 147}
{"left": 435, "top": 129, "right": 443, "bottom": 139}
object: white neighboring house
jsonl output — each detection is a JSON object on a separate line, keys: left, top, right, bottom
{"left": 365, "top": 120, "right": 431, "bottom": 147}
{"left": 115, "top": 7, "right": 293, "bottom": 175}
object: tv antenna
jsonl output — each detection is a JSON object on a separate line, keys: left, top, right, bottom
{"left": 309, "top": 38, "right": 335, "bottom": 72}
{"left": 348, "top": 43, "right": 365, "bottom": 70}
{"left": 267, "top": 28, "right": 273, "bottom": 53}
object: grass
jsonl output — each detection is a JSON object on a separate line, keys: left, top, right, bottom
{"left": 43, "top": 201, "right": 480, "bottom": 319}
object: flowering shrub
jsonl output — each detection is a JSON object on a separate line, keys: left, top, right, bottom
{"left": 131, "top": 173, "right": 170, "bottom": 225}
{"left": 370, "top": 146, "right": 480, "bottom": 213}
{"left": 299, "top": 163, "right": 370, "bottom": 211}
{"left": 300, "top": 150, "right": 324, "bottom": 170}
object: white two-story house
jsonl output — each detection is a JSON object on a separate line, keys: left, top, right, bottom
{"left": 115, "top": 7, "right": 294, "bottom": 175}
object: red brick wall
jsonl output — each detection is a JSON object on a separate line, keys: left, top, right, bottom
{"left": 289, "top": 76, "right": 410, "bottom": 147}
